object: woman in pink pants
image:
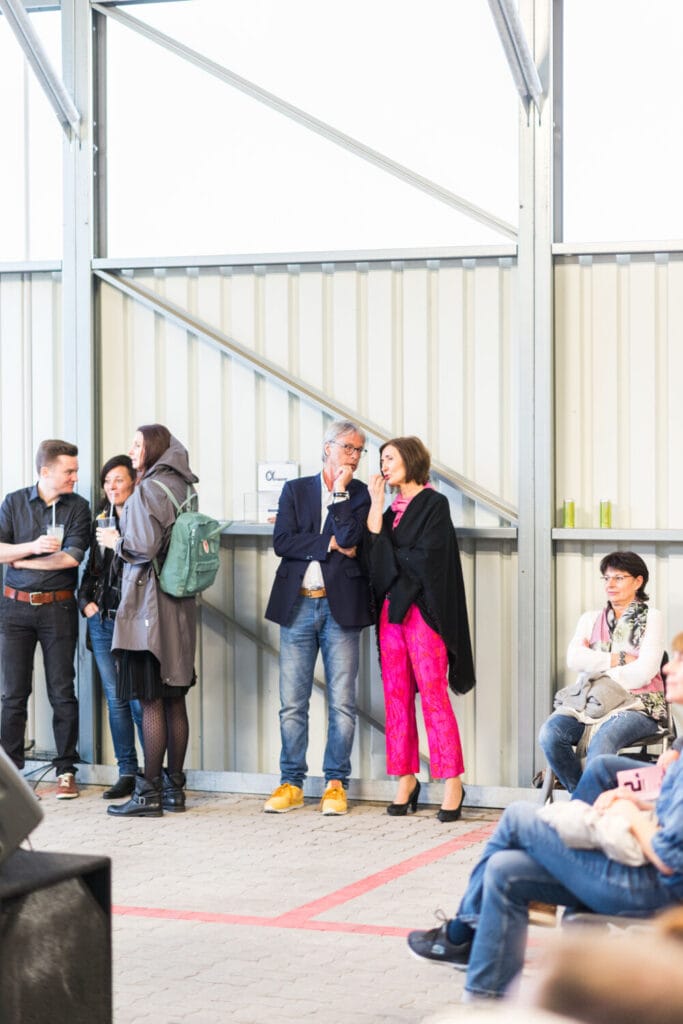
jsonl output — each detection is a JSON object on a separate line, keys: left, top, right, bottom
{"left": 366, "top": 436, "right": 475, "bottom": 821}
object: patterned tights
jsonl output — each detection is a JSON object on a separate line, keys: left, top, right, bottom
{"left": 141, "top": 694, "right": 189, "bottom": 781}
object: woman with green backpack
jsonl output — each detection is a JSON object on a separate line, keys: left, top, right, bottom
{"left": 98, "top": 423, "right": 199, "bottom": 818}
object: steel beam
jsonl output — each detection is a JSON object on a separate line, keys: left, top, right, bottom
{"left": 0, "top": 0, "right": 80, "bottom": 138}
{"left": 516, "top": 0, "right": 555, "bottom": 786}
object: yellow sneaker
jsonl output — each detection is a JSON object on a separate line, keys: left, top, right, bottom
{"left": 263, "top": 783, "right": 304, "bottom": 813}
{"left": 320, "top": 782, "right": 348, "bottom": 815}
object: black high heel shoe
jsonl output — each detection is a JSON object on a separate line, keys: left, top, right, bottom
{"left": 437, "top": 786, "right": 466, "bottom": 823}
{"left": 387, "top": 779, "right": 421, "bottom": 816}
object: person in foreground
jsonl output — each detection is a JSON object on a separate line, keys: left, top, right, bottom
{"left": 407, "top": 633, "right": 683, "bottom": 1003}
{"left": 366, "top": 436, "right": 475, "bottom": 820}
{"left": 539, "top": 551, "right": 664, "bottom": 792}
{"left": 526, "top": 926, "right": 683, "bottom": 1024}
{"left": 78, "top": 454, "right": 143, "bottom": 799}
{"left": 263, "top": 420, "right": 373, "bottom": 816}
{"left": 0, "top": 439, "right": 90, "bottom": 799}
{"left": 103, "top": 425, "right": 198, "bottom": 817}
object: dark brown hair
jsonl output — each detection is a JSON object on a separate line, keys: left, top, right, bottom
{"left": 599, "top": 550, "right": 649, "bottom": 601}
{"left": 98, "top": 454, "right": 135, "bottom": 513}
{"left": 136, "top": 424, "right": 171, "bottom": 475}
{"left": 379, "top": 436, "right": 431, "bottom": 486}
{"left": 35, "top": 439, "right": 78, "bottom": 473}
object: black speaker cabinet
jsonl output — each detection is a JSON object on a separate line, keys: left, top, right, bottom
{"left": 0, "top": 746, "right": 43, "bottom": 867}
{"left": 0, "top": 849, "right": 111, "bottom": 1024}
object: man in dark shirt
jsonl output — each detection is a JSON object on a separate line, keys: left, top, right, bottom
{"left": 0, "top": 439, "right": 90, "bottom": 798}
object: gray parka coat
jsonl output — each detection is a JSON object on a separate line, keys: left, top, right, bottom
{"left": 112, "top": 436, "right": 199, "bottom": 687}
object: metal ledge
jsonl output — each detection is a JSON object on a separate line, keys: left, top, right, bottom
{"left": 221, "top": 524, "right": 518, "bottom": 542}
{"left": 553, "top": 529, "right": 683, "bottom": 543}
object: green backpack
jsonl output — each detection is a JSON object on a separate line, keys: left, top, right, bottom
{"left": 151, "top": 481, "right": 225, "bottom": 598}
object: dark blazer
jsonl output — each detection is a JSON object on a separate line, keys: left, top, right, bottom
{"left": 265, "top": 474, "right": 373, "bottom": 629}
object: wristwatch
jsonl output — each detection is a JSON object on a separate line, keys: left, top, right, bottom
{"left": 333, "top": 491, "right": 349, "bottom": 499}
{"left": 618, "top": 651, "right": 626, "bottom": 666}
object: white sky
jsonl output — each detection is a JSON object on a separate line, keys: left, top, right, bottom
{"left": 1, "top": 0, "right": 683, "bottom": 260}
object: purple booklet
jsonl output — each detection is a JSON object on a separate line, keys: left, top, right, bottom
{"left": 616, "top": 763, "right": 665, "bottom": 801}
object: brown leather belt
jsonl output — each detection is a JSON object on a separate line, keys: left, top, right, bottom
{"left": 3, "top": 586, "right": 74, "bottom": 606}
{"left": 299, "top": 587, "right": 327, "bottom": 599}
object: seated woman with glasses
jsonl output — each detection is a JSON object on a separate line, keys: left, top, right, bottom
{"left": 538, "top": 550, "right": 665, "bottom": 793}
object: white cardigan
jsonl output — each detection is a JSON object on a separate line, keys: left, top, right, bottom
{"left": 566, "top": 607, "right": 664, "bottom": 692}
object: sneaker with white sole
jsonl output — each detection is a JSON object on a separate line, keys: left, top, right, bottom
{"left": 56, "top": 772, "right": 79, "bottom": 799}
{"left": 263, "top": 783, "right": 304, "bottom": 813}
{"left": 407, "top": 921, "right": 471, "bottom": 970}
{"left": 320, "top": 782, "right": 348, "bottom": 815}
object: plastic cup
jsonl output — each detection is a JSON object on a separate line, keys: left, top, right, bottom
{"left": 97, "top": 517, "right": 116, "bottom": 553}
{"left": 46, "top": 524, "right": 64, "bottom": 545}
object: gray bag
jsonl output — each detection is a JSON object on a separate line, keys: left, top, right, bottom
{"left": 553, "top": 671, "right": 631, "bottom": 719}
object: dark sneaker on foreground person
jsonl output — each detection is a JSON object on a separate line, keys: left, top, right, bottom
{"left": 407, "top": 919, "right": 471, "bottom": 970}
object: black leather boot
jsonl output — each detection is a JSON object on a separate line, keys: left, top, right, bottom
{"left": 102, "top": 775, "right": 136, "bottom": 800}
{"left": 162, "top": 768, "right": 186, "bottom": 812}
{"left": 107, "top": 773, "right": 163, "bottom": 817}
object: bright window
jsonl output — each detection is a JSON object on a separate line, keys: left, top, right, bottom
{"left": 0, "top": 11, "right": 62, "bottom": 261}
{"left": 563, "top": 0, "right": 683, "bottom": 243}
{"left": 105, "top": 0, "right": 517, "bottom": 256}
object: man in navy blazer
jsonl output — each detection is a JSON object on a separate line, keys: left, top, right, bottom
{"left": 264, "top": 420, "right": 373, "bottom": 816}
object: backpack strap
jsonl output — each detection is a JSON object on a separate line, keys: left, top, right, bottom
{"left": 149, "top": 480, "right": 196, "bottom": 576}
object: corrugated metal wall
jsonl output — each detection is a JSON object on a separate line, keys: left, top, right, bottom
{"left": 96, "top": 259, "right": 519, "bottom": 786}
{"left": 554, "top": 254, "right": 683, "bottom": 735}
{"left": 0, "top": 270, "right": 69, "bottom": 762}
{"left": 5, "top": 254, "right": 679, "bottom": 787}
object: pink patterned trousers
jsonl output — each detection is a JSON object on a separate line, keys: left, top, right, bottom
{"left": 379, "top": 601, "right": 464, "bottom": 779}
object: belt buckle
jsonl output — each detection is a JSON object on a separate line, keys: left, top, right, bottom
{"left": 29, "top": 592, "right": 43, "bottom": 606}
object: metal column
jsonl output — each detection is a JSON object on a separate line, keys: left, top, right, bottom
{"left": 516, "top": 0, "right": 555, "bottom": 784}
{"left": 61, "top": 0, "right": 97, "bottom": 762}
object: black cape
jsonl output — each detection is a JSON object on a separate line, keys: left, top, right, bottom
{"left": 366, "top": 488, "right": 476, "bottom": 695}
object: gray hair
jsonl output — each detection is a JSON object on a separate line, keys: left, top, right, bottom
{"left": 321, "top": 420, "right": 366, "bottom": 461}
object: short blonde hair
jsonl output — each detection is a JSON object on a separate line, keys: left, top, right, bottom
{"left": 671, "top": 632, "right": 683, "bottom": 655}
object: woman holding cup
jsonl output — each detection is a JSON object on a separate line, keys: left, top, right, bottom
{"left": 101, "top": 424, "right": 199, "bottom": 818}
{"left": 78, "top": 454, "right": 142, "bottom": 797}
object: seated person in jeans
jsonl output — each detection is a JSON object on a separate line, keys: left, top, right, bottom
{"left": 539, "top": 551, "right": 665, "bottom": 792}
{"left": 407, "top": 633, "right": 683, "bottom": 1004}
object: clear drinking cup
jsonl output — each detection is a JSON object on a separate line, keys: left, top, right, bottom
{"left": 97, "top": 516, "right": 116, "bottom": 553}
{"left": 46, "top": 524, "right": 65, "bottom": 546}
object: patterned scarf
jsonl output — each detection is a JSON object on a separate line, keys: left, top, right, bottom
{"left": 590, "top": 601, "right": 665, "bottom": 717}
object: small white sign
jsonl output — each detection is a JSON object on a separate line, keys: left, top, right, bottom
{"left": 257, "top": 461, "right": 299, "bottom": 492}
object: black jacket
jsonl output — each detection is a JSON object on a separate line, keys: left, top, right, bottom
{"left": 367, "top": 488, "right": 475, "bottom": 695}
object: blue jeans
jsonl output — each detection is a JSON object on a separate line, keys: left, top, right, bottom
{"left": 455, "top": 801, "right": 683, "bottom": 999}
{"left": 573, "top": 752, "right": 650, "bottom": 805}
{"left": 538, "top": 708, "right": 657, "bottom": 792}
{"left": 0, "top": 594, "right": 80, "bottom": 775}
{"left": 87, "top": 613, "right": 142, "bottom": 776}
{"left": 278, "top": 596, "right": 360, "bottom": 788}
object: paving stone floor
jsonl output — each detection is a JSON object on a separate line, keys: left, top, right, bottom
{"left": 25, "top": 780, "right": 553, "bottom": 1024}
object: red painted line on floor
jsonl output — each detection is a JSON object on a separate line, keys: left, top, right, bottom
{"left": 112, "top": 819, "right": 496, "bottom": 936}
{"left": 112, "top": 905, "right": 408, "bottom": 936}
{"left": 272, "top": 821, "right": 496, "bottom": 926}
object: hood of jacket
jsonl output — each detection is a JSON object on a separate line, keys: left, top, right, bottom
{"left": 143, "top": 435, "right": 199, "bottom": 486}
